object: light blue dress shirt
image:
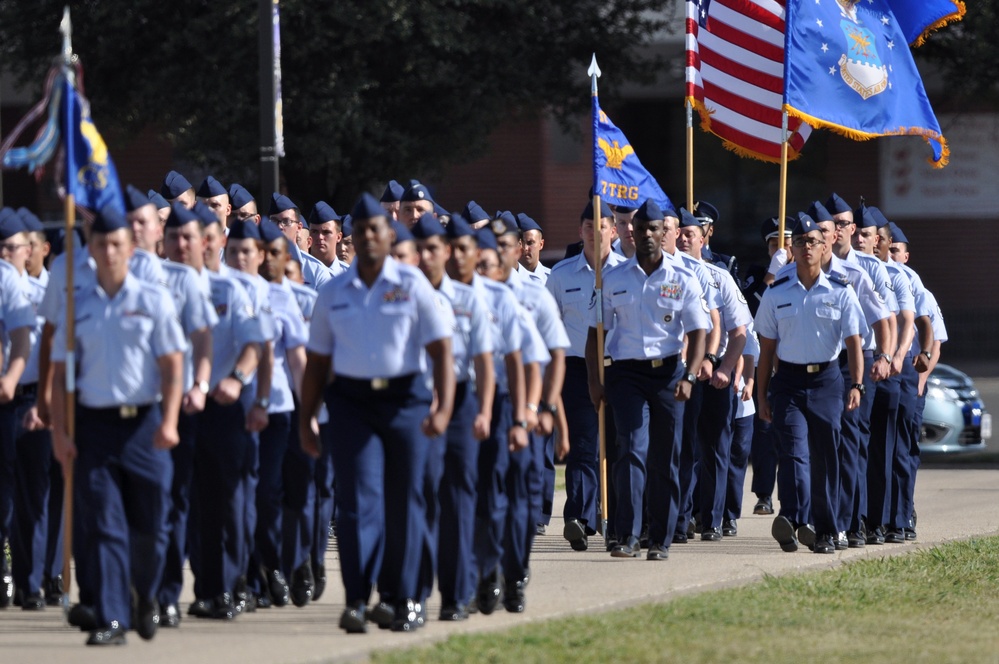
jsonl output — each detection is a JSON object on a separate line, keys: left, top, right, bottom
{"left": 471, "top": 274, "right": 525, "bottom": 396}
{"left": 546, "top": 251, "right": 627, "bottom": 358}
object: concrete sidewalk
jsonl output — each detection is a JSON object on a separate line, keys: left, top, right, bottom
{"left": 2, "top": 468, "right": 998, "bottom": 663}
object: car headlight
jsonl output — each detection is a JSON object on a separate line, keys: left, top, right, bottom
{"left": 927, "top": 385, "right": 960, "bottom": 401}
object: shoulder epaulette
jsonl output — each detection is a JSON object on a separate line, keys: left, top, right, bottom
{"left": 769, "top": 275, "right": 790, "bottom": 288}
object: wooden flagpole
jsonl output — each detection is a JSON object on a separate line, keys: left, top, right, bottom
{"left": 777, "top": 110, "right": 789, "bottom": 239}
{"left": 686, "top": 100, "right": 694, "bottom": 211}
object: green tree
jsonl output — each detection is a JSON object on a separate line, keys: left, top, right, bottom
{"left": 0, "top": 0, "right": 671, "bottom": 209}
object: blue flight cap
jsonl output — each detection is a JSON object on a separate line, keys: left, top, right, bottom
{"left": 0, "top": 212, "right": 27, "bottom": 240}
{"left": 124, "top": 184, "right": 152, "bottom": 212}
{"left": 612, "top": 204, "right": 638, "bottom": 213}
{"left": 0, "top": 208, "right": 12, "bottom": 224}
{"left": 161, "top": 170, "right": 193, "bottom": 199}
{"left": 807, "top": 200, "right": 833, "bottom": 223}
{"left": 309, "top": 201, "right": 341, "bottom": 225}
{"left": 401, "top": 184, "right": 435, "bottom": 204}
{"left": 16, "top": 208, "right": 44, "bottom": 233}
{"left": 391, "top": 220, "right": 415, "bottom": 245}
{"left": 258, "top": 219, "right": 285, "bottom": 244}
{"left": 268, "top": 192, "right": 298, "bottom": 216}
{"left": 581, "top": 199, "right": 614, "bottom": 220}
{"left": 191, "top": 201, "right": 218, "bottom": 226}
{"left": 867, "top": 206, "right": 891, "bottom": 229}
{"left": 434, "top": 202, "right": 449, "bottom": 218}
{"left": 634, "top": 199, "right": 664, "bottom": 223}
{"left": 380, "top": 180, "right": 405, "bottom": 203}
{"left": 341, "top": 214, "right": 352, "bottom": 236}
{"left": 677, "top": 207, "right": 701, "bottom": 229}
{"left": 411, "top": 212, "right": 446, "bottom": 240}
{"left": 825, "top": 192, "right": 852, "bottom": 215}
{"left": 516, "top": 213, "right": 543, "bottom": 234}
{"left": 197, "top": 175, "right": 228, "bottom": 199}
{"left": 229, "top": 183, "right": 255, "bottom": 209}
{"left": 490, "top": 211, "right": 519, "bottom": 237}
{"left": 476, "top": 228, "right": 498, "bottom": 252}
{"left": 147, "top": 190, "right": 170, "bottom": 210}
{"left": 446, "top": 214, "right": 475, "bottom": 240}
{"left": 791, "top": 211, "right": 819, "bottom": 235}
{"left": 854, "top": 204, "right": 878, "bottom": 229}
{"left": 888, "top": 222, "right": 908, "bottom": 244}
{"left": 693, "top": 201, "right": 719, "bottom": 225}
{"left": 227, "top": 218, "right": 261, "bottom": 241}
{"left": 760, "top": 216, "right": 794, "bottom": 242}
{"left": 166, "top": 202, "right": 202, "bottom": 229}
{"left": 91, "top": 205, "right": 128, "bottom": 234}
{"left": 462, "top": 200, "right": 490, "bottom": 224}
{"left": 350, "top": 192, "right": 385, "bottom": 220}
{"left": 406, "top": 179, "right": 422, "bottom": 188}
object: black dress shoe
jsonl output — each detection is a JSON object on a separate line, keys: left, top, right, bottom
{"left": 161, "top": 603, "right": 181, "bottom": 628}
{"left": 86, "top": 624, "right": 127, "bottom": 646}
{"left": 311, "top": 561, "right": 327, "bottom": 601}
{"left": 135, "top": 598, "right": 160, "bottom": 640}
{"left": 813, "top": 534, "right": 836, "bottom": 554}
{"left": 847, "top": 531, "right": 866, "bottom": 548}
{"left": 476, "top": 570, "right": 501, "bottom": 615}
{"left": 672, "top": 532, "right": 688, "bottom": 544}
{"left": 771, "top": 516, "right": 799, "bottom": 553}
{"left": 904, "top": 527, "right": 917, "bottom": 541}
{"left": 722, "top": 519, "right": 738, "bottom": 537}
{"left": 563, "top": 518, "right": 588, "bottom": 551}
{"left": 610, "top": 535, "right": 641, "bottom": 558}
{"left": 367, "top": 600, "right": 394, "bottom": 629}
{"left": 701, "top": 528, "right": 722, "bottom": 542}
{"left": 265, "top": 568, "right": 290, "bottom": 607}
{"left": 503, "top": 579, "right": 526, "bottom": 613}
{"left": 753, "top": 495, "right": 774, "bottom": 515}
{"left": 339, "top": 600, "right": 367, "bottom": 634}
{"left": 212, "top": 593, "right": 238, "bottom": 620}
{"left": 255, "top": 593, "right": 273, "bottom": 610}
{"left": 439, "top": 603, "right": 468, "bottom": 621}
{"left": 867, "top": 525, "right": 886, "bottom": 545}
{"left": 646, "top": 544, "right": 670, "bottom": 561}
{"left": 68, "top": 603, "right": 99, "bottom": 631}
{"left": 834, "top": 533, "right": 848, "bottom": 550}
{"left": 188, "top": 599, "right": 215, "bottom": 618}
{"left": 290, "top": 562, "right": 315, "bottom": 607}
{"left": 884, "top": 528, "right": 905, "bottom": 544}
{"left": 0, "top": 563, "right": 11, "bottom": 608}
{"left": 390, "top": 598, "right": 421, "bottom": 632}
{"left": 43, "top": 575, "right": 63, "bottom": 606}
{"left": 796, "top": 524, "right": 817, "bottom": 551}
{"left": 639, "top": 524, "right": 650, "bottom": 549}
{"left": 21, "top": 593, "right": 45, "bottom": 611}
{"left": 605, "top": 536, "right": 619, "bottom": 552}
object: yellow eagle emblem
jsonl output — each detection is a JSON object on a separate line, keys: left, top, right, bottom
{"left": 597, "top": 138, "right": 634, "bottom": 170}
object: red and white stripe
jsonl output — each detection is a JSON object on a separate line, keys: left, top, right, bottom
{"left": 685, "top": 0, "right": 812, "bottom": 161}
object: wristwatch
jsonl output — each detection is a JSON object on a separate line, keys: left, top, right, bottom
{"left": 230, "top": 368, "right": 251, "bottom": 387}
{"left": 512, "top": 420, "right": 529, "bottom": 430}
{"left": 851, "top": 383, "right": 866, "bottom": 396}
{"left": 253, "top": 396, "right": 270, "bottom": 410}
{"left": 539, "top": 401, "right": 559, "bottom": 416}
{"left": 920, "top": 350, "right": 932, "bottom": 360}
{"left": 526, "top": 403, "right": 539, "bottom": 414}
{"left": 876, "top": 353, "right": 891, "bottom": 364}
{"left": 704, "top": 353, "right": 720, "bottom": 369}
{"left": 682, "top": 372, "right": 697, "bottom": 384}
{"left": 196, "top": 380, "right": 210, "bottom": 395}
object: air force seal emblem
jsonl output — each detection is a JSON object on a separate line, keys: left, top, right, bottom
{"left": 837, "top": 0, "right": 887, "bottom": 100}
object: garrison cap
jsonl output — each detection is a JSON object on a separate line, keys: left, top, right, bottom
{"left": 791, "top": 211, "right": 819, "bottom": 235}
{"left": 434, "top": 202, "right": 450, "bottom": 219}
{"left": 476, "top": 227, "right": 498, "bottom": 252}
{"left": 258, "top": 219, "right": 285, "bottom": 244}
{"left": 825, "top": 192, "right": 852, "bottom": 215}
{"left": 391, "top": 220, "right": 415, "bottom": 245}
{"left": 634, "top": 199, "right": 664, "bottom": 223}
{"left": 147, "top": 190, "right": 171, "bottom": 210}
{"left": 854, "top": 204, "right": 878, "bottom": 229}
{"left": 350, "top": 193, "right": 385, "bottom": 220}
{"left": 309, "top": 201, "right": 341, "bottom": 225}
{"left": 197, "top": 175, "right": 228, "bottom": 199}
{"left": 166, "top": 202, "right": 202, "bottom": 229}
{"left": 760, "top": 216, "right": 794, "bottom": 242}
{"left": 0, "top": 212, "right": 27, "bottom": 240}
{"left": 228, "top": 183, "right": 255, "bottom": 209}
{"left": 124, "top": 184, "right": 153, "bottom": 212}
{"left": 489, "top": 211, "right": 519, "bottom": 237}
{"left": 411, "top": 212, "right": 446, "bottom": 240}
{"left": 692, "top": 201, "right": 719, "bottom": 225}
{"left": 401, "top": 184, "right": 434, "bottom": 204}
{"left": 867, "top": 206, "right": 891, "bottom": 229}
{"left": 161, "top": 170, "right": 193, "bottom": 199}
{"left": 191, "top": 201, "right": 218, "bottom": 226}
{"left": 677, "top": 207, "right": 701, "bottom": 229}
{"left": 380, "top": 180, "right": 404, "bottom": 203}
{"left": 228, "top": 218, "right": 262, "bottom": 240}
{"left": 268, "top": 192, "right": 298, "bottom": 216}
{"left": 446, "top": 214, "right": 475, "bottom": 240}
{"left": 612, "top": 204, "right": 638, "bottom": 213}
{"left": 462, "top": 201, "right": 490, "bottom": 224}
{"left": 807, "top": 200, "right": 833, "bottom": 223}
{"left": 340, "top": 214, "right": 352, "bottom": 236}
{"left": 91, "top": 205, "right": 128, "bottom": 234}
{"left": 581, "top": 199, "right": 614, "bottom": 220}
{"left": 516, "top": 213, "right": 543, "bottom": 234}
{"left": 0, "top": 208, "right": 12, "bottom": 224}
{"left": 888, "top": 222, "right": 908, "bottom": 244}
{"left": 16, "top": 208, "right": 44, "bottom": 233}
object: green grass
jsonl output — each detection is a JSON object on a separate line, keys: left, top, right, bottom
{"left": 373, "top": 537, "right": 999, "bottom": 664}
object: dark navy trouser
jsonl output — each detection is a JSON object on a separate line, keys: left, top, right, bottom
{"left": 281, "top": 403, "right": 317, "bottom": 580}
{"left": 158, "top": 409, "right": 198, "bottom": 607}
{"left": 675, "top": 380, "right": 703, "bottom": 536}
{"left": 310, "top": 421, "right": 335, "bottom": 569}
{"left": 561, "top": 358, "right": 600, "bottom": 531}
{"left": 473, "top": 391, "right": 511, "bottom": 587}
{"left": 891, "top": 361, "right": 920, "bottom": 529}
{"left": 837, "top": 354, "right": 875, "bottom": 533}
{"left": 697, "top": 382, "right": 736, "bottom": 530}
{"left": 724, "top": 414, "right": 754, "bottom": 520}
{"left": 868, "top": 371, "right": 901, "bottom": 529}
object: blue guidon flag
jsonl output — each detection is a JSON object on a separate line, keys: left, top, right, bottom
{"left": 62, "top": 74, "right": 125, "bottom": 213}
{"left": 592, "top": 96, "right": 672, "bottom": 211}
{"left": 783, "top": 0, "right": 958, "bottom": 167}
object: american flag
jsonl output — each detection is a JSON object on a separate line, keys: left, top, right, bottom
{"left": 685, "top": 0, "right": 812, "bottom": 162}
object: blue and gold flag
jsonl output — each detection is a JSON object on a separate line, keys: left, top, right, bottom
{"left": 888, "top": 0, "right": 965, "bottom": 46}
{"left": 783, "top": 0, "right": 948, "bottom": 167}
{"left": 593, "top": 98, "right": 673, "bottom": 210}
{"left": 62, "top": 75, "right": 125, "bottom": 213}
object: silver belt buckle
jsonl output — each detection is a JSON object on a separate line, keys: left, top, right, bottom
{"left": 651, "top": 358, "right": 664, "bottom": 369}
{"left": 603, "top": 358, "right": 613, "bottom": 367}
{"left": 370, "top": 378, "right": 389, "bottom": 391}
{"left": 806, "top": 364, "right": 820, "bottom": 374}
{"left": 119, "top": 405, "right": 138, "bottom": 419}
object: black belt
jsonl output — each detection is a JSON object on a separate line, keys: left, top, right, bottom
{"left": 566, "top": 356, "right": 613, "bottom": 368}
{"left": 333, "top": 373, "right": 419, "bottom": 398}
{"left": 609, "top": 354, "right": 680, "bottom": 371}
{"left": 14, "top": 383, "right": 37, "bottom": 398}
{"left": 79, "top": 404, "right": 153, "bottom": 420}
{"left": 779, "top": 359, "right": 837, "bottom": 375}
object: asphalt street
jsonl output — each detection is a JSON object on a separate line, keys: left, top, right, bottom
{"left": 1, "top": 466, "right": 997, "bottom": 663}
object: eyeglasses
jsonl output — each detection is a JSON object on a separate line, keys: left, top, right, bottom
{"left": 834, "top": 220, "right": 854, "bottom": 228}
{"left": 791, "top": 237, "right": 824, "bottom": 248}
{"left": 477, "top": 261, "right": 500, "bottom": 272}
{"left": 273, "top": 218, "right": 300, "bottom": 229}
{"left": 0, "top": 243, "right": 29, "bottom": 252}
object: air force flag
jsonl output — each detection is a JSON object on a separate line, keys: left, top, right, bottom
{"left": 783, "top": 0, "right": 948, "bottom": 167}
{"left": 62, "top": 75, "right": 125, "bottom": 213}
{"left": 592, "top": 97, "right": 673, "bottom": 211}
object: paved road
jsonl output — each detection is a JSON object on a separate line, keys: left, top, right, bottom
{"left": 1, "top": 468, "right": 997, "bottom": 663}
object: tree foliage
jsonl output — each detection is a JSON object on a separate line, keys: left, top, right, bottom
{"left": 0, "top": 0, "right": 671, "bottom": 208}
{"left": 919, "top": 2, "right": 999, "bottom": 104}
